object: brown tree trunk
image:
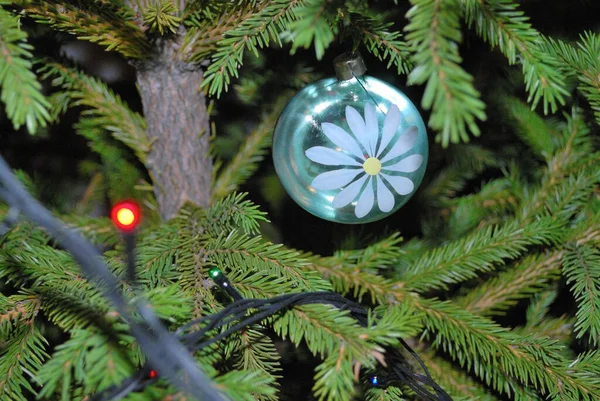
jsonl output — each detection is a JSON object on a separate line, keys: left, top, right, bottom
{"left": 134, "top": 39, "right": 212, "bottom": 220}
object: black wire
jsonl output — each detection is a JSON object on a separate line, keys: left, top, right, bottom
{"left": 0, "top": 154, "right": 226, "bottom": 401}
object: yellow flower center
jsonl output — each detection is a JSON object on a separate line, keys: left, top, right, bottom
{"left": 363, "top": 157, "right": 382, "bottom": 175}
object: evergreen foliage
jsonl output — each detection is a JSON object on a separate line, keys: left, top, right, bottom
{"left": 0, "top": 1, "right": 599, "bottom": 401}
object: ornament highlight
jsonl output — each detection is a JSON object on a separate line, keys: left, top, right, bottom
{"left": 272, "top": 53, "right": 428, "bottom": 224}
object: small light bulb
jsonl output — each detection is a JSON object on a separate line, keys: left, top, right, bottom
{"left": 110, "top": 200, "right": 141, "bottom": 232}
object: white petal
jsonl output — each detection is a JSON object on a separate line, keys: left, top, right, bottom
{"left": 381, "top": 174, "right": 414, "bottom": 195}
{"left": 332, "top": 174, "right": 368, "bottom": 208}
{"left": 305, "top": 146, "right": 360, "bottom": 166}
{"left": 321, "top": 122, "right": 364, "bottom": 158}
{"left": 311, "top": 169, "right": 361, "bottom": 191}
{"left": 346, "top": 105, "right": 366, "bottom": 142}
{"left": 383, "top": 154, "right": 423, "bottom": 173}
{"left": 380, "top": 126, "right": 418, "bottom": 163}
{"left": 364, "top": 103, "right": 378, "bottom": 155}
{"left": 377, "top": 104, "right": 401, "bottom": 156}
{"left": 376, "top": 175, "right": 394, "bottom": 212}
{"left": 355, "top": 179, "right": 375, "bottom": 218}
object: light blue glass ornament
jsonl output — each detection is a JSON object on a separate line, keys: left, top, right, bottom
{"left": 272, "top": 53, "right": 428, "bottom": 224}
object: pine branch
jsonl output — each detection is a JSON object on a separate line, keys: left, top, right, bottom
{"left": 418, "top": 350, "right": 501, "bottom": 401}
{"left": 212, "top": 93, "right": 292, "bottom": 201}
{"left": 306, "top": 255, "right": 392, "bottom": 304}
{"left": 230, "top": 328, "right": 281, "bottom": 401}
{"left": 562, "top": 243, "right": 600, "bottom": 346}
{"left": 201, "top": 0, "right": 302, "bottom": 97}
{"left": 0, "top": 313, "right": 47, "bottom": 401}
{"left": 274, "top": 303, "right": 421, "bottom": 401}
{"left": 402, "top": 217, "right": 563, "bottom": 293}
{"left": 40, "top": 63, "right": 150, "bottom": 163}
{"left": 14, "top": 0, "right": 149, "bottom": 58}
{"left": 0, "top": 7, "right": 50, "bottom": 133}
{"left": 456, "top": 252, "right": 562, "bottom": 316}
{"left": 364, "top": 385, "right": 405, "bottom": 401}
{"left": 419, "top": 143, "right": 499, "bottom": 209}
{"left": 75, "top": 119, "right": 147, "bottom": 204}
{"left": 142, "top": 0, "right": 182, "bottom": 35}
{"left": 351, "top": 13, "right": 412, "bottom": 75}
{"left": 37, "top": 328, "right": 135, "bottom": 400}
{"left": 504, "top": 97, "right": 560, "bottom": 158}
{"left": 181, "top": 3, "right": 255, "bottom": 62}
{"left": 433, "top": 178, "right": 516, "bottom": 241}
{"left": 405, "top": 0, "right": 486, "bottom": 146}
{"left": 525, "top": 288, "right": 559, "bottom": 328}
{"left": 213, "top": 370, "right": 277, "bottom": 401}
{"left": 461, "top": 0, "right": 568, "bottom": 113}
{"left": 203, "top": 231, "right": 331, "bottom": 292}
{"left": 287, "top": 0, "right": 336, "bottom": 60}
{"left": 539, "top": 33, "right": 600, "bottom": 127}
{"left": 202, "top": 193, "right": 269, "bottom": 236}
{"left": 413, "top": 297, "right": 600, "bottom": 401}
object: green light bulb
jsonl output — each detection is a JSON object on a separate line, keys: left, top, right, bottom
{"left": 208, "top": 267, "right": 221, "bottom": 278}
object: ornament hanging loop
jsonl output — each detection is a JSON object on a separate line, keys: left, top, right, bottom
{"left": 333, "top": 52, "right": 367, "bottom": 81}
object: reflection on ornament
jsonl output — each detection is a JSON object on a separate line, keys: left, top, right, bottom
{"left": 305, "top": 104, "right": 422, "bottom": 218}
{"left": 272, "top": 53, "right": 428, "bottom": 224}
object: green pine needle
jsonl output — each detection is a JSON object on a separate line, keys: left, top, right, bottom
{"left": 562, "top": 244, "right": 600, "bottom": 346}
{"left": 142, "top": 0, "right": 182, "bottom": 35}
{"left": 201, "top": 0, "right": 302, "bottom": 97}
{"left": 14, "top": 0, "right": 149, "bottom": 58}
{"left": 405, "top": 0, "right": 487, "bottom": 146}
{"left": 0, "top": 8, "right": 50, "bottom": 134}
{"left": 403, "top": 217, "right": 563, "bottom": 293}
{"left": 462, "top": 0, "right": 568, "bottom": 114}
{"left": 40, "top": 63, "right": 150, "bottom": 163}
{"left": 287, "top": 0, "right": 336, "bottom": 61}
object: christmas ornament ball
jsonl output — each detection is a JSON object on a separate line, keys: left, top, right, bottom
{"left": 272, "top": 54, "right": 428, "bottom": 224}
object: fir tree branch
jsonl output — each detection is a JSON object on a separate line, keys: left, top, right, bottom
{"left": 37, "top": 328, "right": 136, "bottom": 400}
{"left": 287, "top": 0, "right": 336, "bottom": 60}
{"left": 418, "top": 350, "right": 502, "bottom": 401}
{"left": 75, "top": 119, "right": 147, "bottom": 204}
{"left": 142, "top": 0, "right": 182, "bottom": 35}
{"left": 0, "top": 7, "right": 50, "bottom": 133}
{"left": 181, "top": 3, "right": 255, "bottom": 62}
{"left": 413, "top": 297, "right": 600, "bottom": 401}
{"left": 201, "top": 0, "right": 302, "bottom": 97}
{"left": 213, "top": 370, "right": 277, "bottom": 401}
{"left": 461, "top": 0, "right": 568, "bottom": 113}
{"left": 14, "top": 0, "right": 149, "bottom": 58}
{"left": 539, "top": 33, "right": 600, "bottom": 127}
{"left": 0, "top": 310, "right": 47, "bottom": 401}
{"left": 231, "top": 328, "right": 281, "bottom": 401}
{"left": 212, "top": 93, "right": 292, "bottom": 201}
{"left": 504, "top": 97, "right": 560, "bottom": 158}
{"left": 203, "top": 231, "right": 331, "bottom": 292}
{"left": 562, "top": 243, "right": 600, "bottom": 346}
{"left": 402, "top": 217, "right": 563, "bottom": 293}
{"left": 405, "top": 0, "right": 487, "bottom": 146}
{"left": 351, "top": 13, "right": 413, "bottom": 75}
{"left": 40, "top": 63, "right": 150, "bottom": 163}
{"left": 305, "top": 256, "right": 392, "bottom": 304}
{"left": 456, "top": 252, "right": 563, "bottom": 316}
{"left": 201, "top": 193, "right": 269, "bottom": 236}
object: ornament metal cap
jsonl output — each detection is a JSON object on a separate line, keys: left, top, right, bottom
{"left": 333, "top": 52, "right": 367, "bottom": 81}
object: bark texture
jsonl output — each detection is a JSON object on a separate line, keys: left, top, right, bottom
{"left": 135, "top": 40, "right": 212, "bottom": 220}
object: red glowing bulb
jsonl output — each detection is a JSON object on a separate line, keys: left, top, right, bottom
{"left": 110, "top": 200, "right": 141, "bottom": 232}
{"left": 149, "top": 369, "right": 157, "bottom": 379}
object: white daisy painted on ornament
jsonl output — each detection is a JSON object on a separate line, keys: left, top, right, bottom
{"left": 305, "top": 103, "right": 423, "bottom": 218}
